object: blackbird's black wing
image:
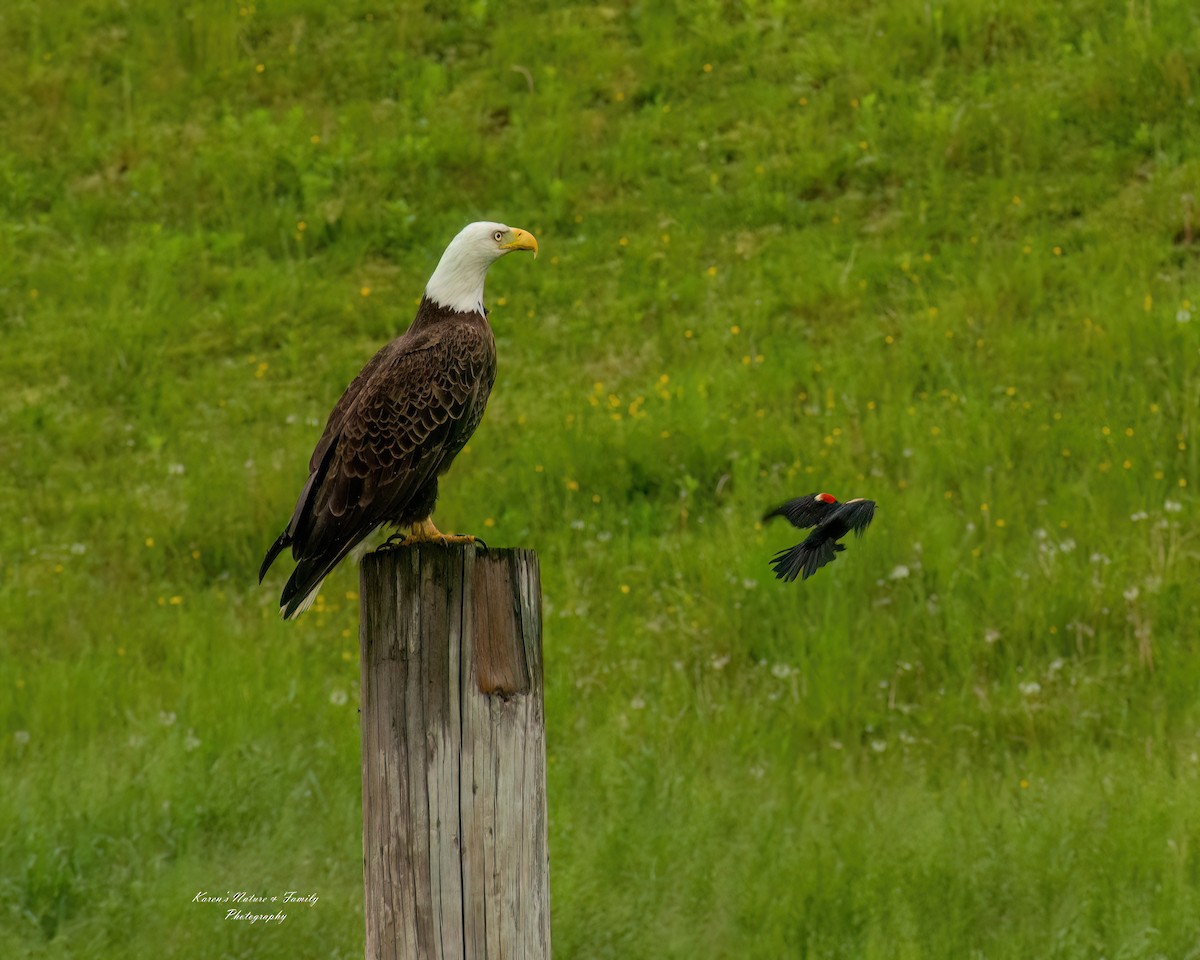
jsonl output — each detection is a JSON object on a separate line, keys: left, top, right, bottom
{"left": 833, "top": 498, "right": 876, "bottom": 538}
{"left": 762, "top": 493, "right": 839, "bottom": 530}
{"left": 768, "top": 497, "right": 875, "bottom": 584}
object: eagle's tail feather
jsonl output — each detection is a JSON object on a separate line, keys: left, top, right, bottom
{"left": 281, "top": 578, "right": 324, "bottom": 621}
{"left": 280, "top": 561, "right": 326, "bottom": 619}
{"left": 280, "top": 556, "right": 331, "bottom": 620}
{"left": 278, "top": 539, "right": 363, "bottom": 620}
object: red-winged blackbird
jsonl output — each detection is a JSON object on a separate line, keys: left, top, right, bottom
{"left": 762, "top": 492, "right": 876, "bottom": 582}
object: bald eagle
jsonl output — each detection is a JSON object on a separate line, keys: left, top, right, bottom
{"left": 259, "top": 221, "right": 538, "bottom": 619}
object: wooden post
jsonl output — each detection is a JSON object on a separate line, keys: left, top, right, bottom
{"left": 359, "top": 544, "right": 550, "bottom": 960}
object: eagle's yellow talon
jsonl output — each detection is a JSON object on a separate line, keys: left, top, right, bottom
{"left": 387, "top": 518, "right": 478, "bottom": 548}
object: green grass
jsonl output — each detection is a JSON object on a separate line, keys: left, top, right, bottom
{"left": 3, "top": 0, "right": 1200, "bottom": 956}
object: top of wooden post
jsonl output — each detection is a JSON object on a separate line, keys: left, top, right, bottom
{"left": 361, "top": 544, "right": 540, "bottom": 696}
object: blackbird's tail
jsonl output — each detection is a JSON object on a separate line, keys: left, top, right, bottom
{"left": 769, "top": 539, "right": 843, "bottom": 582}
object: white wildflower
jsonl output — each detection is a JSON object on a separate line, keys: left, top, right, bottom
{"left": 889, "top": 564, "right": 910, "bottom": 580}
{"left": 1019, "top": 681, "right": 1041, "bottom": 696}
{"left": 329, "top": 689, "right": 348, "bottom": 706}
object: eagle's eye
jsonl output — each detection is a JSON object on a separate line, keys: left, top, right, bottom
{"left": 493, "top": 230, "right": 504, "bottom": 242}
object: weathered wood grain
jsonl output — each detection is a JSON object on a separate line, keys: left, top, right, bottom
{"left": 359, "top": 545, "right": 549, "bottom": 960}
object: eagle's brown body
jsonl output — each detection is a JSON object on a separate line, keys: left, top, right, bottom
{"left": 260, "top": 220, "right": 536, "bottom": 619}
{"left": 260, "top": 297, "right": 497, "bottom": 618}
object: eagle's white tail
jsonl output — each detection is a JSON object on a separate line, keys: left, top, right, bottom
{"left": 281, "top": 578, "right": 324, "bottom": 620}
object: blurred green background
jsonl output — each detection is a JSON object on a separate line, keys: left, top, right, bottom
{"left": 2, "top": 1, "right": 1199, "bottom": 957}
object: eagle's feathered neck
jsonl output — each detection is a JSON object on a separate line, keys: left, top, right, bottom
{"left": 424, "top": 240, "right": 494, "bottom": 315}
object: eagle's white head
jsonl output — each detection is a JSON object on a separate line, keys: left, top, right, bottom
{"left": 425, "top": 221, "right": 539, "bottom": 314}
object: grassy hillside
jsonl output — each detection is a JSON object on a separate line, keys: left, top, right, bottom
{"left": 2, "top": 1, "right": 1199, "bottom": 956}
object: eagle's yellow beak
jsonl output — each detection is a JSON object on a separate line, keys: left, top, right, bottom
{"left": 504, "top": 227, "right": 539, "bottom": 257}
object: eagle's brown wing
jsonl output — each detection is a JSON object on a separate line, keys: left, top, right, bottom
{"left": 263, "top": 346, "right": 393, "bottom": 570}
{"left": 261, "top": 319, "right": 496, "bottom": 616}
